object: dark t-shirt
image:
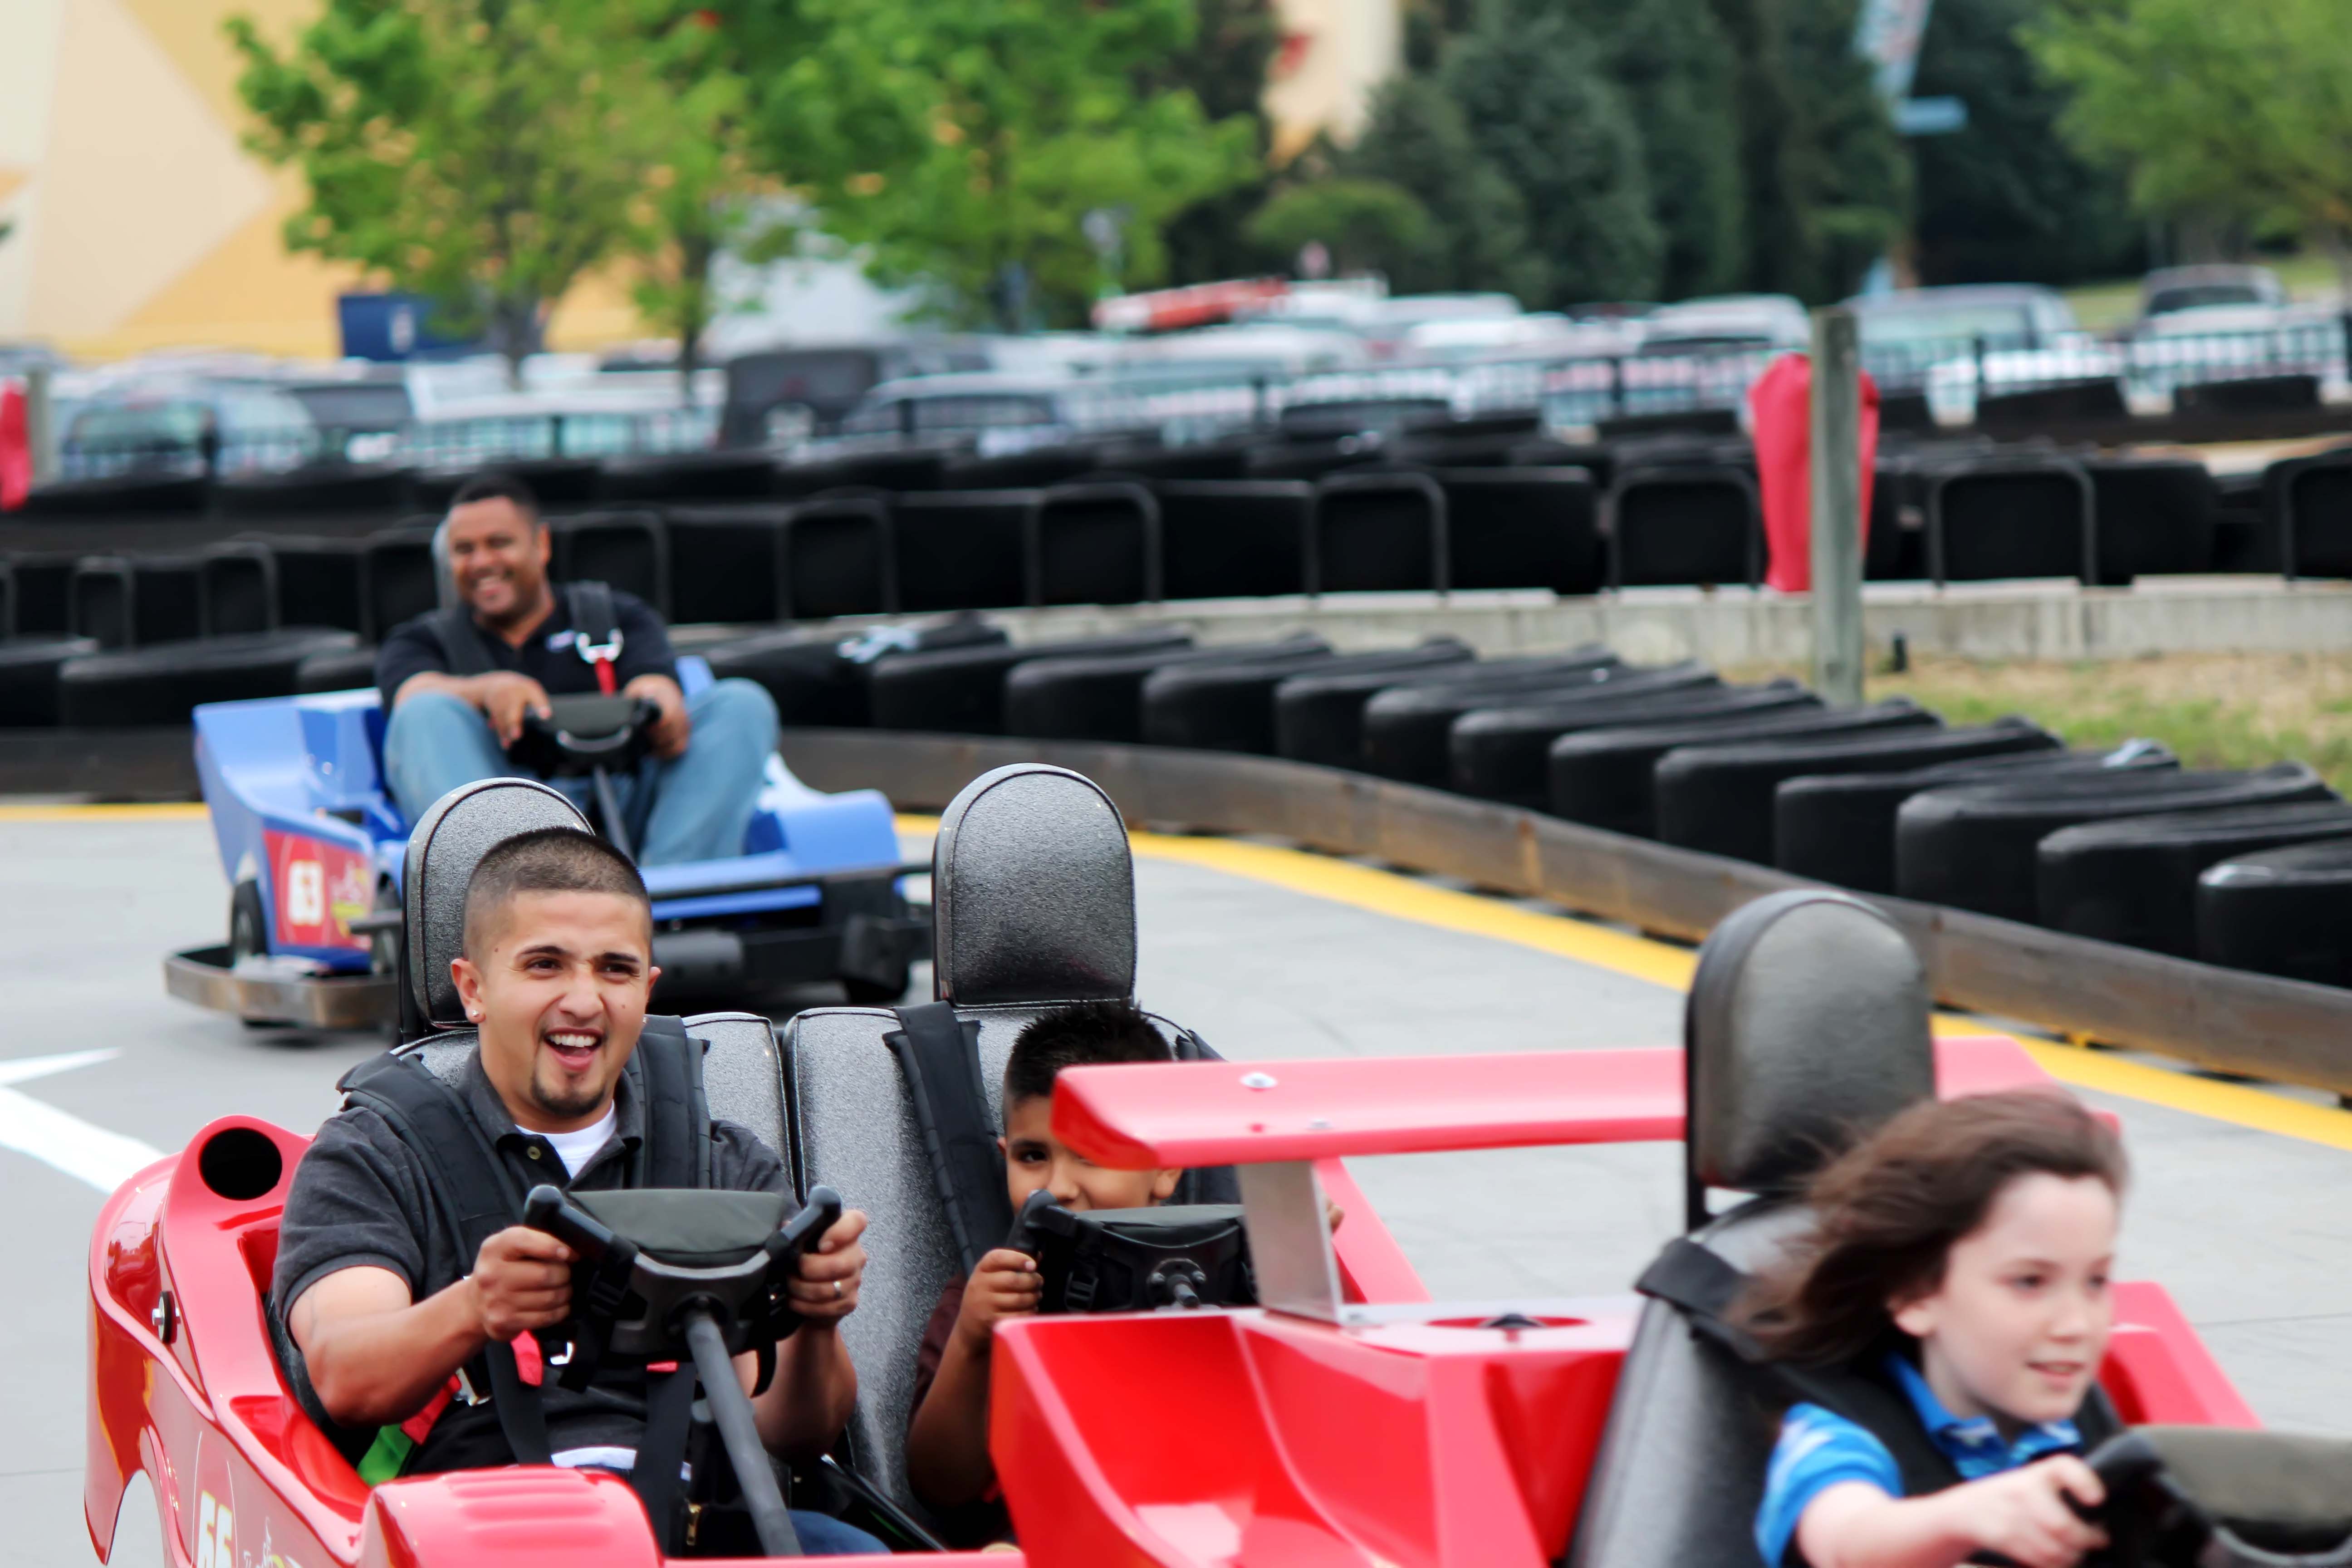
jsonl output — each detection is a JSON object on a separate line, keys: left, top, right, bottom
{"left": 908, "top": 1275, "right": 1012, "bottom": 1547}
{"left": 271, "top": 1046, "right": 789, "bottom": 1473}
{"left": 374, "top": 588, "right": 677, "bottom": 711}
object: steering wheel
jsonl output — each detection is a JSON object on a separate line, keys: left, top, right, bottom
{"left": 505, "top": 693, "right": 659, "bottom": 779}
{"left": 2070, "top": 1429, "right": 2352, "bottom": 1568}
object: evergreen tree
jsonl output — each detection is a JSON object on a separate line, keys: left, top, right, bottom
{"left": 1443, "top": 8, "right": 1664, "bottom": 305}
{"left": 1345, "top": 75, "right": 1549, "bottom": 300}
{"left": 1157, "top": 0, "right": 1283, "bottom": 284}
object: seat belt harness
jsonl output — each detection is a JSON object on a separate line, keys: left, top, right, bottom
{"left": 886, "top": 1003, "right": 1016, "bottom": 1276}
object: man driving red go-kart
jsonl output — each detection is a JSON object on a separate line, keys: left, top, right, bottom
{"left": 377, "top": 471, "right": 779, "bottom": 865}
{"left": 271, "top": 808, "right": 888, "bottom": 1555}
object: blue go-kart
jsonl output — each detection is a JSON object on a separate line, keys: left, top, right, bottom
{"left": 164, "top": 655, "right": 926, "bottom": 1034}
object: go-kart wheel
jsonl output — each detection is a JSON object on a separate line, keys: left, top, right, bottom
{"left": 366, "top": 878, "right": 403, "bottom": 1044}
{"left": 228, "top": 881, "right": 293, "bottom": 1031}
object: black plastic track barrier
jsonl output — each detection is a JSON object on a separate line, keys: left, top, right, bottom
{"left": 705, "top": 615, "right": 1004, "bottom": 728}
{"left": 1896, "top": 762, "right": 2334, "bottom": 925}
{"left": 1004, "top": 636, "right": 1328, "bottom": 744}
{"left": 59, "top": 628, "right": 363, "bottom": 727}
{"left": 1865, "top": 463, "right": 1921, "bottom": 581}
{"left": 597, "top": 451, "right": 779, "bottom": 504}
{"left": 132, "top": 555, "right": 210, "bottom": 646}
{"left": 1774, "top": 745, "right": 2180, "bottom": 896}
{"left": 1269, "top": 650, "right": 1610, "bottom": 769}
{"left": 2198, "top": 840, "right": 2352, "bottom": 988}
{"left": 2085, "top": 458, "right": 2215, "bottom": 584}
{"left": 1310, "top": 470, "right": 1448, "bottom": 594}
{"left": 68, "top": 557, "right": 137, "bottom": 650}
{"left": 777, "top": 495, "right": 893, "bottom": 620}
{"left": 666, "top": 506, "right": 784, "bottom": 626}
{"left": 892, "top": 491, "right": 1036, "bottom": 612}
{"left": 1142, "top": 641, "right": 1471, "bottom": 756}
{"left": 2038, "top": 800, "right": 2352, "bottom": 958}
{"left": 2272, "top": 451, "right": 2352, "bottom": 579}
{"left": 1512, "top": 438, "right": 1608, "bottom": 483}
{"left": 551, "top": 512, "right": 669, "bottom": 615}
{"left": 1410, "top": 409, "right": 1543, "bottom": 443}
{"left": 943, "top": 446, "right": 1099, "bottom": 491}
{"left": 1433, "top": 468, "right": 1603, "bottom": 594}
{"left": 1926, "top": 461, "right": 2094, "bottom": 583}
{"left": 871, "top": 629, "right": 1193, "bottom": 736}
{"left": 408, "top": 458, "right": 603, "bottom": 514}
{"left": 1282, "top": 398, "right": 1450, "bottom": 441}
{"left": 1597, "top": 407, "right": 1742, "bottom": 442}
{"left": 253, "top": 535, "right": 365, "bottom": 634}
{"left": 1158, "top": 481, "right": 1312, "bottom": 600}
{"left": 1648, "top": 712, "right": 2043, "bottom": 863}
{"left": 296, "top": 643, "right": 379, "bottom": 695}
{"left": 201, "top": 542, "right": 279, "bottom": 637}
{"left": 1975, "top": 378, "right": 2128, "bottom": 430}
{"left": 1091, "top": 440, "right": 1254, "bottom": 483}
{"left": 0, "top": 560, "right": 15, "bottom": 637}
{"left": 1453, "top": 681, "right": 1819, "bottom": 810}
{"left": 1563, "top": 700, "right": 1934, "bottom": 842}
{"left": 775, "top": 447, "right": 948, "bottom": 497}
{"left": 360, "top": 528, "right": 440, "bottom": 642}
{"left": 2177, "top": 374, "right": 2321, "bottom": 416}
{"left": 1244, "top": 436, "right": 1383, "bottom": 483}
{"left": 8, "top": 554, "right": 77, "bottom": 636}
{"left": 19, "top": 471, "right": 208, "bottom": 517}
{"left": 1363, "top": 660, "right": 1715, "bottom": 786}
{"left": 1609, "top": 467, "right": 1760, "bottom": 588}
{"left": 1029, "top": 482, "right": 1160, "bottom": 607}
{"left": 213, "top": 465, "right": 408, "bottom": 520}
{"left": 0, "top": 636, "right": 100, "bottom": 725}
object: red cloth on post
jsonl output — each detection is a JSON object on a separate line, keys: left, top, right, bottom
{"left": 1749, "top": 352, "right": 1881, "bottom": 593}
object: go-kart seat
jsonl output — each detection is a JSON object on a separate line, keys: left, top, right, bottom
{"left": 1566, "top": 890, "right": 1938, "bottom": 1568}
{"left": 398, "top": 777, "right": 790, "bottom": 1156}
{"left": 777, "top": 763, "right": 1233, "bottom": 1519}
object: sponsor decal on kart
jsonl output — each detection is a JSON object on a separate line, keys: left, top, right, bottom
{"left": 264, "top": 830, "right": 372, "bottom": 953}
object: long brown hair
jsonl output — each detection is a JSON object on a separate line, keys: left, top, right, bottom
{"left": 1740, "top": 1091, "right": 2127, "bottom": 1367}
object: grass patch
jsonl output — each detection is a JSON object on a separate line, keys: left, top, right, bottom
{"left": 1730, "top": 653, "right": 2352, "bottom": 796}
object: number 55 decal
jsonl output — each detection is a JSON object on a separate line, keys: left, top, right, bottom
{"left": 196, "top": 1492, "right": 234, "bottom": 1568}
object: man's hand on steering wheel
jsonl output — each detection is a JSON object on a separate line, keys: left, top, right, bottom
{"left": 625, "top": 674, "right": 692, "bottom": 760}
{"left": 477, "top": 672, "right": 554, "bottom": 748}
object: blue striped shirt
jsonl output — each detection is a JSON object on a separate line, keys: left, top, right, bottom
{"left": 1753, "top": 1355, "right": 2082, "bottom": 1567}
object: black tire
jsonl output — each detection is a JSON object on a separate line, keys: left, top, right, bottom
{"left": 1646, "top": 713, "right": 2053, "bottom": 865}
{"left": 666, "top": 505, "right": 786, "bottom": 626}
{"left": 229, "top": 879, "right": 295, "bottom": 1029}
{"left": 69, "top": 556, "right": 137, "bottom": 650}
{"left": 598, "top": 451, "right": 781, "bottom": 503}
{"left": 359, "top": 526, "right": 440, "bottom": 642}
{"left": 891, "top": 491, "right": 1035, "bottom": 612}
{"left": 1156, "top": 481, "right": 1313, "bottom": 600}
{"left": 59, "top": 628, "right": 362, "bottom": 727}
{"left": 1309, "top": 470, "right": 1447, "bottom": 593}
{"left": 1143, "top": 642, "right": 1473, "bottom": 756}
{"left": 20, "top": 470, "right": 209, "bottom": 516}
{"left": 0, "top": 635, "right": 99, "bottom": 726}
{"left": 7, "top": 553, "right": 80, "bottom": 635}
{"left": 775, "top": 448, "right": 951, "bottom": 497}
{"left": 710, "top": 614, "right": 1008, "bottom": 729}
{"left": 1453, "top": 680, "right": 1818, "bottom": 809}
{"left": 1030, "top": 482, "right": 1157, "bottom": 607}
{"left": 942, "top": 446, "right": 1098, "bottom": 491}
{"left": 2036, "top": 801, "right": 2352, "bottom": 957}
{"left": 1774, "top": 745, "right": 2179, "bottom": 895}
{"left": 201, "top": 542, "right": 280, "bottom": 636}
{"left": 254, "top": 534, "right": 367, "bottom": 633}
{"left": 1002, "top": 638, "right": 1328, "bottom": 744}
{"left": 1270, "top": 648, "right": 1611, "bottom": 769}
{"left": 1362, "top": 661, "right": 1716, "bottom": 786}
{"left": 551, "top": 511, "right": 670, "bottom": 616}
{"left": 2198, "top": 840, "right": 2352, "bottom": 987}
{"left": 870, "top": 629, "right": 1192, "bottom": 736}
{"left": 1433, "top": 468, "right": 1603, "bottom": 594}
{"left": 781, "top": 495, "right": 893, "bottom": 619}
{"left": 1927, "top": 464, "right": 2090, "bottom": 583}
{"left": 2084, "top": 458, "right": 2215, "bottom": 584}
{"left": 407, "top": 458, "right": 604, "bottom": 513}
{"left": 1895, "top": 764, "right": 2335, "bottom": 924}
{"left": 1090, "top": 440, "right": 1254, "bottom": 483}
{"left": 212, "top": 464, "right": 407, "bottom": 520}
{"left": 1610, "top": 467, "right": 1761, "bottom": 588}
{"left": 2268, "top": 451, "right": 2352, "bottom": 578}
{"left": 1242, "top": 436, "right": 1383, "bottom": 483}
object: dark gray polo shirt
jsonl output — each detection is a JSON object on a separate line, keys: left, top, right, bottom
{"left": 271, "top": 1045, "right": 790, "bottom": 1471}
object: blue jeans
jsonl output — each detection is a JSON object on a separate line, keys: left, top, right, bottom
{"left": 783, "top": 1510, "right": 892, "bottom": 1556}
{"left": 382, "top": 679, "right": 779, "bottom": 867}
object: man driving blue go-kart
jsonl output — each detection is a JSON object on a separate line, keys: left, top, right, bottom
{"left": 378, "top": 472, "right": 777, "bottom": 866}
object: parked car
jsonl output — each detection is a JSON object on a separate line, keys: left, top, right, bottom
{"left": 2137, "top": 264, "right": 2288, "bottom": 323}
{"left": 1850, "top": 285, "right": 2112, "bottom": 423}
{"left": 58, "top": 380, "right": 319, "bottom": 479}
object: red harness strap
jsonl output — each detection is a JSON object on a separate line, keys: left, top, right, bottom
{"left": 399, "top": 1333, "right": 547, "bottom": 1445}
{"left": 572, "top": 628, "right": 624, "bottom": 695}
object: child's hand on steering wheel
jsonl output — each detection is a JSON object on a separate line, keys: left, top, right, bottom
{"left": 954, "top": 1248, "right": 1044, "bottom": 1354}
{"left": 1950, "top": 1456, "right": 2107, "bottom": 1568}
{"left": 624, "top": 675, "right": 692, "bottom": 759}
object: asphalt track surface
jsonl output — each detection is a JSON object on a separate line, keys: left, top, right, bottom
{"left": 7, "top": 807, "right": 2352, "bottom": 1565}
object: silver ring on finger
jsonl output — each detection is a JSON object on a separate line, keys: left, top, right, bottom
{"left": 833, "top": 1280, "right": 844, "bottom": 1299}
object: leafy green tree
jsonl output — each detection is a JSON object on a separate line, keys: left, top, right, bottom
{"left": 1906, "top": 0, "right": 2140, "bottom": 285}
{"left": 1345, "top": 75, "right": 1548, "bottom": 300}
{"left": 2024, "top": 0, "right": 2352, "bottom": 291}
{"left": 227, "top": 0, "right": 661, "bottom": 381}
{"left": 1156, "top": 0, "right": 1284, "bottom": 286}
{"left": 1245, "top": 178, "right": 1436, "bottom": 278}
{"left": 812, "top": 0, "right": 1261, "bottom": 329}
{"left": 1779, "top": 0, "right": 1909, "bottom": 300}
{"left": 1444, "top": 8, "right": 1663, "bottom": 305}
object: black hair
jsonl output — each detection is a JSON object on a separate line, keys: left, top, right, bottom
{"left": 448, "top": 470, "right": 542, "bottom": 525}
{"left": 462, "top": 827, "right": 649, "bottom": 956}
{"left": 1004, "top": 999, "right": 1171, "bottom": 1106}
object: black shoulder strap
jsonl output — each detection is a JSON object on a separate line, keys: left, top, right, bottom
{"left": 565, "top": 581, "right": 618, "bottom": 645}
{"left": 1169, "top": 1025, "right": 1242, "bottom": 1208}
{"left": 635, "top": 1014, "right": 710, "bottom": 1190}
{"left": 434, "top": 606, "right": 499, "bottom": 679}
{"left": 887, "top": 1003, "right": 1014, "bottom": 1276}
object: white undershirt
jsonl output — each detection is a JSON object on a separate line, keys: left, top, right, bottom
{"left": 535, "top": 1103, "right": 618, "bottom": 1178}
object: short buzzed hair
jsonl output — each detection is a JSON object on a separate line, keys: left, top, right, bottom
{"left": 448, "top": 470, "right": 542, "bottom": 525}
{"left": 462, "top": 828, "right": 649, "bottom": 957}
{"left": 1004, "top": 999, "right": 1170, "bottom": 1107}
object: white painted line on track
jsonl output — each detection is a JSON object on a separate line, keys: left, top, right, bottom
{"left": 0, "top": 1049, "right": 165, "bottom": 1192}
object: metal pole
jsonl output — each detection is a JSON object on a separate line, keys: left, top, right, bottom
{"left": 1810, "top": 306, "right": 1865, "bottom": 706}
{"left": 24, "top": 365, "right": 55, "bottom": 487}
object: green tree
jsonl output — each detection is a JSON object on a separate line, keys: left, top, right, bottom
{"left": 812, "top": 0, "right": 1261, "bottom": 329}
{"left": 2024, "top": 0, "right": 2352, "bottom": 291}
{"left": 1444, "top": 8, "right": 1662, "bottom": 305}
{"left": 1245, "top": 178, "right": 1437, "bottom": 277}
{"left": 1345, "top": 75, "right": 1548, "bottom": 299}
{"left": 1904, "top": 0, "right": 2140, "bottom": 285}
{"left": 226, "top": 0, "right": 660, "bottom": 381}
{"left": 1156, "top": 0, "right": 1284, "bottom": 286}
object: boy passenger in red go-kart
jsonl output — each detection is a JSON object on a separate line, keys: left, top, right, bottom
{"left": 269, "top": 828, "right": 889, "bottom": 1554}
{"left": 1745, "top": 1092, "right": 2124, "bottom": 1568}
{"left": 377, "top": 471, "right": 780, "bottom": 864}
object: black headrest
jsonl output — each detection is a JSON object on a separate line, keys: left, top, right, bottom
{"left": 931, "top": 764, "right": 1135, "bottom": 1006}
{"left": 403, "top": 778, "right": 593, "bottom": 1029}
{"left": 1685, "top": 890, "right": 1932, "bottom": 1199}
